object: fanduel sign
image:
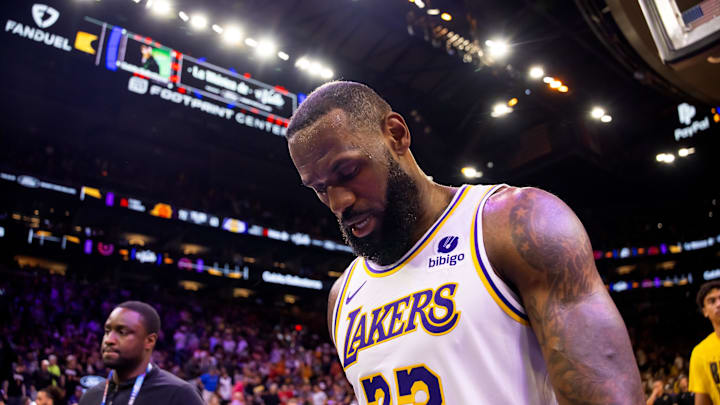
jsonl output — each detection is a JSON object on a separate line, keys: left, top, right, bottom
{"left": 4, "top": 4, "right": 71, "bottom": 52}
{"left": 674, "top": 103, "right": 710, "bottom": 141}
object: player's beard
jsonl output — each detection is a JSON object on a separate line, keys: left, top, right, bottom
{"left": 339, "top": 152, "right": 421, "bottom": 266}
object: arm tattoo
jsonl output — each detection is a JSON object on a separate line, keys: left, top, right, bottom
{"left": 508, "top": 190, "right": 642, "bottom": 405}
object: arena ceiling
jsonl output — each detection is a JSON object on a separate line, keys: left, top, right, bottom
{"left": 199, "top": 0, "right": 717, "bottom": 211}
{"left": 1, "top": 0, "right": 717, "bottom": 218}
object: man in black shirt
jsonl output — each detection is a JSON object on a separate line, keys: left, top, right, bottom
{"left": 33, "top": 360, "right": 54, "bottom": 390}
{"left": 676, "top": 375, "right": 695, "bottom": 405}
{"left": 79, "top": 301, "right": 203, "bottom": 405}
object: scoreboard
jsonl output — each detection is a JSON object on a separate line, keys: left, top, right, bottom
{"left": 2, "top": 1, "right": 298, "bottom": 137}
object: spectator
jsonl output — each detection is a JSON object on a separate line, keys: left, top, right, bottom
{"left": 47, "top": 356, "right": 61, "bottom": 387}
{"left": 36, "top": 385, "right": 64, "bottom": 405}
{"left": 63, "top": 356, "right": 80, "bottom": 398}
{"left": 260, "top": 383, "right": 280, "bottom": 405}
{"left": 200, "top": 366, "right": 220, "bottom": 403}
{"left": 207, "top": 393, "right": 221, "bottom": 405}
{"left": 652, "top": 381, "right": 675, "bottom": 405}
{"left": 33, "top": 360, "right": 54, "bottom": 391}
{"left": 217, "top": 367, "right": 232, "bottom": 403}
{"left": 676, "top": 375, "right": 694, "bottom": 405}
{"left": 278, "top": 384, "right": 293, "bottom": 404}
{"left": 67, "top": 386, "right": 83, "bottom": 405}
{"left": 4, "top": 364, "right": 28, "bottom": 405}
{"left": 311, "top": 384, "right": 327, "bottom": 405}
{"left": 229, "top": 390, "right": 246, "bottom": 405}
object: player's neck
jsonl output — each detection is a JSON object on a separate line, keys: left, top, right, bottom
{"left": 713, "top": 321, "right": 720, "bottom": 338}
{"left": 411, "top": 179, "right": 457, "bottom": 243}
{"left": 114, "top": 357, "right": 151, "bottom": 383}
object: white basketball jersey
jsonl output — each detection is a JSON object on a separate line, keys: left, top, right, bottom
{"left": 331, "top": 184, "right": 558, "bottom": 405}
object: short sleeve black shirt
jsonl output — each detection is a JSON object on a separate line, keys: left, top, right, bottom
{"left": 78, "top": 365, "right": 203, "bottom": 405}
{"left": 652, "top": 393, "right": 676, "bottom": 405}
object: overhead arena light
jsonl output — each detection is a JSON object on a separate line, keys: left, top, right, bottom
{"left": 295, "top": 57, "right": 310, "bottom": 70}
{"left": 461, "top": 167, "right": 483, "bottom": 178}
{"left": 542, "top": 76, "right": 554, "bottom": 84}
{"left": 245, "top": 37, "right": 258, "bottom": 47}
{"left": 549, "top": 80, "right": 562, "bottom": 89}
{"left": 656, "top": 153, "right": 675, "bottom": 163}
{"left": 529, "top": 66, "right": 544, "bottom": 79}
{"left": 177, "top": 11, "right": 189, "bottom": 21}
{"left": 558, "top": 85, "right": 569, "bottom": 93}
{"left": 295, "top": 57, "right": 334, "bottom": 81}
{"left": 255, "top": 39, "right": 277, "bottom": 58}
{"left": 600, "top": 114, "right": 612, "bottom": 123}
{"left": 320, "top": 68, "right": 334, "bottom": 79}
{"left": 212, "top": 24, "right": 223, "bottom": 34}
{"left": 151, "top": 0, "right": 172, "bottom": 16}
{"left": 427, "top": 9, "right": 440, "bottom": 15}
{"left": 590, "top": 107, "right": 606, "bottom": 119}
{"left": 491, "top": 103, "right": 513, "bottom": 117}
{"left": 485, "top": 39, "right": 509, "bottom": 58}
{"left": 222, "top": 26, "right": 243, "bottom": 45}
{"left": 678, "top": 147, "right": 695, "bottom": 157}
{"left": 190, "top": 14, "right": 207, "bottom": 30}
{"left": 309, "top": 62, "right": 323, "bottom": 75}
{"left": 440, "top": 13, "right": 452, "bottom": 21}
{"left": 277, "top": 51, "right": 289, "bottom": 61}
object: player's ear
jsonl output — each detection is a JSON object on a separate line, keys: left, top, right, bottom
{"left": 145, "top": 332, "right": 157, "bottom": 350}
{"left": 384, "top": 112, "right": 411, "bottom": 156}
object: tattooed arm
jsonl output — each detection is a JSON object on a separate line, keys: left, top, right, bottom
{"left": 483, "top": 187, "right": 643, "bottom": 405}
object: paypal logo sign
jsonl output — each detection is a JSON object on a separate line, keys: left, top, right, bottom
{"left": 674, "top": 102, "right": 710, "bottom": 141}
{"left": 678, "top": 103, "right": 695, "bottom": 125}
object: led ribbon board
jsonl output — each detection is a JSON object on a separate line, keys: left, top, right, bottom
{"left": 179, "top": 55, "right": 296, "bottom": 120}
{"left": 83, "top": 16, "right": 298, "bottom": 129}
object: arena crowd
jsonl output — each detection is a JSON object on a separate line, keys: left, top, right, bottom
{"left": 0, "top": 269, "right": 355, "bottom": 405}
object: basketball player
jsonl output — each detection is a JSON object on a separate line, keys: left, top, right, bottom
{"left": 286, "top": 81, "right": 643, "bottom": 404}
{"left": 689, "top": 280, "right": 720, "bottom": 405}
{"left": 79, "top": 301, "right": 203, "bottom": 405}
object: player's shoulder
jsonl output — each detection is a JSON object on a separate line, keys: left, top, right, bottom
{"left": 327, "top": 258, "right": 361, "bottom": 335}
{"left": 692, "top": 332, "right": 720, "bottom": 356}
{"left": 483, "top": 185, "right": 565, "bottom": 218}
{"left": 328, "top": 258, "right": 360, "bottom": 307}
{"left": 480, "top": 185, "right": 586, "bottom": 284}
{"left": 485, "top": 184, "right": 579, "bottom": 229}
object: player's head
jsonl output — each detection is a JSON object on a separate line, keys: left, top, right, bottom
{"left": 286, "top": 81, "right": 423, "bottom": 265}
{"left": 697, "top": 280, "right": 720, "bottom": 324}
{"left": 101, "top": 300, "right": 160, "bottom": 370}
{"left": 36, "top": 386, "right": 63, "bottom": 405}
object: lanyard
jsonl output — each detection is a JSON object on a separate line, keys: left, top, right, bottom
{"left": 100, "top": 363, "right": 152, "bottom": 405}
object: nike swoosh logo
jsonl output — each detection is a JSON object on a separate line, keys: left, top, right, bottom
{"left": 346, "top": 281, "right": 367, "bottom": 305}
